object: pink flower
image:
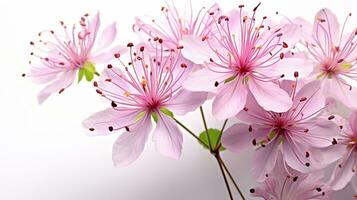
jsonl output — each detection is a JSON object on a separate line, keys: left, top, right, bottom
{"left": 222, "top": 80, "right": 339, "bottom": 181}
{"left": 328, "top": 110, "right": 357, "bottom": 191}
{"left": 83, "top": 43, "right": 207, "bottom": 166}
{"left": 181, "top": 3, "right": 312, "bottom": 120}
{"left": 28, "top": 12, "right": 125, "bottom": 103}
{"left": 133, "top": 1, "right": 221, "bottom": 68}
{"left": 250, "top": 154, "right": 331, "bottom": 200}
{"left": 300, "top": 8, "right": 357, "bottom": 108}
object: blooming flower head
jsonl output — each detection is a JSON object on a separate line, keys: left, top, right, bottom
{"left": 181, "top": 3, "right": 312, "bottom": 120}
{"left": 301, "top": 8, "right": 357, "bottom": 108}
{"left": 222, "top": 79, "right": 339, "bottom": 181}
{"left": 328, "top": 110, "right": 357, "bottom": 191}
{"left": 133, "top": 1, "right": 220, "bottom": 67}
{"left": 28, "top": 12, "right": 125, "bottom": 103}
{"left": 250, "top": 154, "right": 331, "bottom": 200}
{"left": 83, "top": 42, "right": 207, "bottom": 166}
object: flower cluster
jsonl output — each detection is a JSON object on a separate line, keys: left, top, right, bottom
{"left": 26, "top": 2, "right": 357, "bottom": 199}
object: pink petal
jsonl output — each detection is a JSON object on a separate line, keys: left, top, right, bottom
{"left": 180, "top": 35, "right": 213, "bottom": 64}
{"left": 112, "top": 113, "right": 152, "bottom": 166}
{"left": 248, "top": 79, "right": 292, "bottom": 112}
{"left": 236, "top": 92, "right": 271, "bottom": 124}
{"left": 329, "top": 150, "right": 356, "bottom": 190}
{"left": 30, "top": 66, "right": 61, "bottom": 84}
{"left": 322, "top": 77, "right": 357, "bottom": 109}
{"left": 37, "top": 70, "right": 76, "bottom": 104}
{"left": 95, "top": 22, "right": 117, "bottom": 51}
{"left": 167, "top": 89, "right": 207, "bottom": 115}
{"left": 313, "top": 8, "right": 340, "bottom": 45}
{"left": 222, "top": 124, "right": 254, "bottom": 154}
{"left": 282, "top": 135, "right": 311, "bottom": 173}
{"left": 253, "top": 138, "right": 279, "bottom": 182}
{"left": 348, "top": 111, "right": 357, "bottom": 133}
{"left": 182, "top": 67, "right": 231, "bottom": 92}
{"left": 88, "top": 12, "right": 101, "bottom": 40}
{"left": 212, "top": 79, "right": 248, "bottom": 120}
{"left": 268, "top": 57, "right": 313, "bottom": 80}
{"left": 351, "top": 174, "right": 357, "bottom": 193}
{"left": 90, "top": 45, "right": 127, "bottom": 63}
{"left": 152, "top": 113, "right": 183, "bottom": 159}
{"left": 82, "top": 108, "right": 141, "bottom": 135}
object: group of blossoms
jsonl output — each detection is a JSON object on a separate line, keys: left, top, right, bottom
{"left": 26, "top": 2, "right": 357, "bottom": 199}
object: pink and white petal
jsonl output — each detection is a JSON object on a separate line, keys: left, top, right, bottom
{"left": 351, "top": 174, "right": 357, "bottom": 193}
{"left": 98, "top": 67, "right": 136, "bottom": 95}
{"left": 348, "top": 110, "right": 357, "bottom": 133}
{"left": 322, "top": 77, "right": 357, "bottom": 109}
{"left": 88, "top": 12, "right": 101, "bottom": 40}
{"left": 329, "top": 150, "right": 356, "bottom": 190}
{"left": 253, "top": 137, "right": 280, "bottom": 182}
{"left": 37, "top": 70, "right": 76, "bottom": 104}
{"left": 166, "top": 89, "right": 207, "bottom": 115}
{"left": 152, "top": 113, "right": 183, "bottom": 159}
{"left": 222, "top": 124, "right": 254, "bottom": 154}
{"left": 95, "top": 22, "right": 117, "bottom": 51}
{"left": 180, "top": 35, "right": 214, "bottom": 64}
{"left": 90, "top": 45, "right": 127, "bottom": 63}
{"left": 212, "top": 79, "right": 248, "bottom": 120}
{"left": 82, "top": 107, "right": 141, "bottom": 135}
{"left": 293, "top": 17, "right": 314, "bottom": 41}
{"left": 236, "top": 92, "right": 271, "bottom": 124}
{"left": 282, "top": 135, "right": 311, "bottom": 173}
{"left": 248, "top": 79, "right": 292, "bottom": 112}
{"left": 311, "top": 144, "right": 347, "bottom": 166}
{"left": 112, "top": 113, "right": 152, "bottom": 166}
{"left": 30, "top": 66, "right": 61, "bottom": 84}
{"left": 267, "top": 57, "right": 313, "bottom": 80}
{"left": 182, "top": 67, "right": 231, "bottom": 92}
{"left": 313, "top": 8, "right": 340, "bottom": 45}
{"left": 292, "top": 80, "right": 324, "bottom": 118}
{"left": 279, "top": 23, "right": 302, "bottom": 48}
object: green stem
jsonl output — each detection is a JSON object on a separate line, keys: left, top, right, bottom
{"left": 214, "top": 119, "right": 229, "bottom": 151}
{"left": 200, "top": 106, "right": 212, "bottom": 151}
{"left": 215, "top": 154, "right": 234, "bottom": 200}
{"left": 173, "top": 117, "right": 209, "bottom": 149}
{"left": 217, "top": 155, "right": 246, "bottom": 200}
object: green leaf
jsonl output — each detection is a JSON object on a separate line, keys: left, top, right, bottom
{"left": 151, "top": 112, "right": 158, "bottom": 123}
{"left": 160, "top": 107, "right": 174, "bottom": 118}
{"left": 78, "top": 68, "right": 85, "bottom": 83}
{"left": 198, "top": 129, "right": 225, "bottom": 151}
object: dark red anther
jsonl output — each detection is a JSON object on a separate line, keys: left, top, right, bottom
{"left": 328, "top": 115, "right": 335, "bottom": 120}
{"left": 238, "top": 5, "right": 244, "bottom": 8}
{"left": 280, "top": 53, "right": 284, "bottom": 59}
{"left": 294, "top": 71, "right": 299, "bottom": 78}
{"left": 243, "top": 107, "right": 248, "bottom": 111}
{"left": 282, "top": 42, "right": 288, "bottom": 48}
{"left": 177, "top": 45, "right": 184, "bottom": 49}
{"left": 93, "top": 81, "right": 98, "bottom": 87}
{"left": 114, "top": 53, "right": 120, "bottom": 58}
{"left": 108, "top": 126, "right": 114, "bottom": 132}
{"left": 105, "top": 78, "right": 112, "bottom": 82}
{"left": 21, "top": 73, "right": 26, "bottom": 77}
{"left": 248, "top": 125, "right": 253, "bottom": 132}
{"left": 293, "top": 176, "right": 298, "bottom": 182}
{"left": 30, "top": 41, "right": 34, "bottom": 45}
{"left": 140, "top": 46, "right": 145, "bottom": 52}
{"left": 181, "top": 63, "right": 187, "bottom": 68}
{"left": 209, "top": 12, "right": 215, "bottom": 15}
{"left": 127, "top": 42, "right": 134, "bottom": 47}
{"left": 158, "top": 38, "right": 163, "bottom": 43}
{"left": 300, "top": 97, "right": 307, "bottom": 102}
{"left": 305, "top": 152, "right": 310, "bottom": 158}
{"left": 332, "top": 138, "right": 338, "bottom": 145}
{"left": 111, "top": 101, "right": 117, "bottom": 108}
{"left": 277, "top": 33, "right": 283, "bottom": 37}
{"left": 252, "top": 139, "right": 257, "bottom": 146}
{"left": 107, "top": 64, "right": 113, "bottom": 69}
{"left": 96, "top": 89, "right": 103, "bottom": 95}
{"left": 59, "top": 88, "right": 65, "bottom": 94}
{"left": 125, "top": 126, "right": 130, "bottom": 132}
{"left": 249, "top": 188, "right": 255, "bottom": 193}
{"left": 214, "top": 81, "right": 219, "bottom": 87}
{"left": 89, "top": 128, "right": 94, "bottom": 131}
{"left": 253, "top": 3, "right": 261, "bottom": 12}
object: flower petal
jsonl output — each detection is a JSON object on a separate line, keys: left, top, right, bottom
{"left": 167, "top": 89, "right": 207, "bottom": 115}
{"left": 95, "top": 22, "right": 117, "bottom": 51}
{"left": 329, "top": 150, "right": 356, "bottom": 190}
{"left": 112, "top": 113, "right": 152, "bottom": 166}
{"left": 180, "top": 35, "right": 213, "bottom": 64}
{"left": 212, "top": 79, "right": 248, "bottom": 120}
{"left": 37, "top": 70, "right": 76, "bottom": 104}
{"left": 248, "top": 79, "right": 292, "bottom": 112}
{"left": 282, "top": 135, "right": 311, "bottom": 173}
{"left": 82, "top": 107, "right": 141, "bottom": 135}
{"left": 253, "top": 137, "right": 279, "bottom": 182}
{"left": 313, "top": 8, "right": 340, "bottom": 45}
{"left": 222, "top": 124, "right": 254, "bottom": 154}
{"left": 152, "top": 113, "right": 183, "bottom": 159}
{"left": 90, "top": 45, "right": 127, "bottom": 63}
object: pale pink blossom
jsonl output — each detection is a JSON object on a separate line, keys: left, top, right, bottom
{"left": 133, "top": 1, "right": 221, "bottom": 68}
{"left": 251, "top": 154, "right": 331, "bottom": 200}
{"left": 83, "top": 43, "right": 207, "bottom": 166}
{"left": 28, "top": 13, "right": 125, "bottom": 103}
{"left": 181, "top": 4, "right": 312, "bottom": 120}
{"left": 222, "top": 79, "right": 339, "bottom": 181}
{"left": 328, "top": 110, "right": 357, "bottom": 191}
{"left": 300, "top": 8, "right": 357, "bottom": 108}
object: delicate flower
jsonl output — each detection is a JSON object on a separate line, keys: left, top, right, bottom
{"left": 83, "top": 43, "right": 207, "bottom": 166}
{"left": 181, "top": 3, "right": 312, "bottom": 120}
{"left": 328, "top": 110, "right": 357, "bottom": 191}
{"left": 300, "top": 8, "right": 357, "bottom": 108}
{"left": 222, "top": 79, "right": 339, "bottom": 181}
{"left": 28, "top": 12, "right": 125, "bottom": 103}
{"left": 133, "top": 1, "right": 221, "bottom": 68}
{"left": 250, "top": 154, "right": 331, "bottom": 200}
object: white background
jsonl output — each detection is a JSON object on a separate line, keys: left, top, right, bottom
{"left": 0, "top": 0, "right": 356, "bottom": 199}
